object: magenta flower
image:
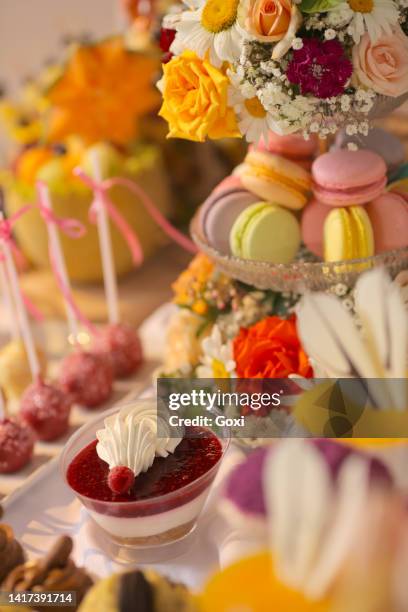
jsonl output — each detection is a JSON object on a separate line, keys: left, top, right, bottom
{"left": 286, "top": 38, "right": 353, "bottom": 99}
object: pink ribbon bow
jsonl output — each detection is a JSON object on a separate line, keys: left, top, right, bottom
{"left": 0, "top": 209, "right": 44, "bottom": 322}
{"left": 36, "top": 181, "right": 96, "bottom": 336}
{"left": 73, "top": 167, "right": 197, "bottom": 266}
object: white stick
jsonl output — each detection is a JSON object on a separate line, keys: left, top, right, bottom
{"left": 0, "top": 257, "right": 19, "bottom": 340}
{"left": 0, "top": 213, "right": 40, "bottom": 380}
{"left": 91, "top": 151, "right": 119, "bottom": 324}
{"left": 38, "top": 183, "right": 79, "bottom": 341}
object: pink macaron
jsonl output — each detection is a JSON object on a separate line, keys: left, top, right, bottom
{"left": 251, "top": 133, "right": 319, "bottom": 170}
{"left": 200, "top": 178, "right": 259, "bottom": 254}
{"left": 301, "top": 198, "right": 331, "bottom": 257}
{"left": 365, "top": 192, "right": 408, "bottom": 253}
{"left": 312, "top": 150, "right": 387, "bottom": 207}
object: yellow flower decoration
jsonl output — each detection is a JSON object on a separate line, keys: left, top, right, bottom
{"left": 172, "top": 253, "right": 215, "bottom": 310}
{"left": 46, "top": 37, "right": 160, "bottom": 145}
{"left": 159, "top": 51, "right": 240, "bottom": 142}
{"left": 0, "top": 102, "right": 43, "bottom": 145}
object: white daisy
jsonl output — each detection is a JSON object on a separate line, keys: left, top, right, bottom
{"left": 327, "top": 0, "right": 399, "bottom": 43}
{"left": 196, "top": 325, "right": 237, "bottom": 378}
{"left": 229, "top": 74, "right": 280, "bottom": 144}
{"left": 170, "top": 0, "right": 247, "bottom": 66}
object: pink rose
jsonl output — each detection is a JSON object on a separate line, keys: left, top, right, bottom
{"left": 244, "top": 0, "right": 295, "bottom": 41}
{"left": 353, "top": 26, "right": 408, "bottom": 98}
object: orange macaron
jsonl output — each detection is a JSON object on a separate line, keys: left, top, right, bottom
{"left": 236, "top": 151, "right": 312, "bottom": 211}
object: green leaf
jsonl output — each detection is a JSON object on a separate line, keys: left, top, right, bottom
{"left": 300, "top": 0, "right": 341, "bottom": 13}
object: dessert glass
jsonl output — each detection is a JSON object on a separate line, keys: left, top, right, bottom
{"left": 60, "top": 402, "right": 230, "bottom": 551}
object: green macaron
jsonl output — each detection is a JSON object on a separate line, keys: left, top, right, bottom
{"left": 229, "top": 202, "right": 300, "bottom": 264}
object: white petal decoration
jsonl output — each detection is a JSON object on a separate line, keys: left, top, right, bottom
{"left": 297, "top": 292, "right": 377, "bottom": 378}
{"left": 263, "top": 440, "right": 372, "bottom": 600}
{"left": 297, "top": 268, "right": 408, "bottom": 410}
{"left": 263, "top": 440, "right": 332, "bottom": 593}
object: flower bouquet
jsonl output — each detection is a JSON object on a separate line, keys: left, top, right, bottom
{"left": 158, "top": 0, "right": 408, "bottom": 142}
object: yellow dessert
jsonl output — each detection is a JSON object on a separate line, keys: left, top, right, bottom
{"left": 0, "top": 340, "right": 47, "bottom": 400}
{"left": 79, "top": 569, "right": 197, "bottom": 612}
{"left": 199, "top": 553, "right": 330, "bottom": 612}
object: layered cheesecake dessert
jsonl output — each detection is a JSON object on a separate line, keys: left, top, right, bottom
{"left": 63, "top": 400, "right": 226, "bottom": 546}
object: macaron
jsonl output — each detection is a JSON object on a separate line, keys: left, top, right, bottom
{"left": 388, "top": 176, "right": 408, "bottom": 202}
{"left": 251, "top": 133, "right": 319, "bottom": 170}
{"left": 312, "top": 150, "right": 387, "bottom": 207}
{"left": 212, "top": 175, "right": 244, "bottom": 195}
{"left": 389, "top": 161, "right": 408, "bottom": 184}
{"left": 230, "top": 202, "right": 300, "bottom": 264}
{"left": 301, "top": 198, "right": 331, "bottom": 257}
{"left": 333, "top": 128, "right": 405, "bottom": 177}
{"left": 237, "top": 151, "right": 312, "bottom": 210}
{"left": 323, "top": 205, "right": 375, "bottom": 262}
{"left": 200, "top": 185, "right": 259, "bottom": 254}
{"left": 365, "top": 193, "right": 408, "bottom": 253}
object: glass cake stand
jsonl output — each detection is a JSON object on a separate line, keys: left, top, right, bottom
{"left": 190, "top": 214, "right": 408, "bottom": 293}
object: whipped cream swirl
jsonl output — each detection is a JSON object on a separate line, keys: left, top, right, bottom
{"left": 96, "top": 399, "right": 183, "bottom": 476}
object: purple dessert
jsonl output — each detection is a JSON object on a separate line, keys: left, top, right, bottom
{"left": 223, "top": 439, "right": 393, "bottom": 521}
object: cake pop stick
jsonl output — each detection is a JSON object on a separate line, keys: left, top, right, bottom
{"left": 0, "top": 257, "right": 18, "bottom": 341}
{"left": 0, "top": 213, "right": 40, "bottom": 381}
{"left": 37, "top": 182, "right": 79, "bottom": 343}
{"left": 90, "top": 151, "right": 119, "bottom": 325}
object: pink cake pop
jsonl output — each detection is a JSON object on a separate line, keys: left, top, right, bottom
{"left": 0, "top": 205, "right": 71, "bottom": 444}
{"left": 59, "top": 351, "right": 113, "bottom": 409}
{"left": 0, "top": 417, "right": 34, "bottom": 474}
{"left": 20, "top": 379, "right": 72, "bottom": 441}
{"left": 93, "top": 323, "right": 143, "bottom": 379}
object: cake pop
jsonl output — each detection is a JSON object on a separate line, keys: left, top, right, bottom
{"left": 93, "top": 323, "right": 143, "bottom": 378}
{"left": 0, "top": 417, "right": 34, "bottom": 474}
{"left": 20, "top": 379, "right": 72, "bottom": 442}
{"left": 59, "top": 351, "right": 113, "bottom": 409}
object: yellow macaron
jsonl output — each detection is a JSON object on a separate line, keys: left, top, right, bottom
{"left": 323, "top": 206, "right": 374, "bottom": 262}
{"left": 237, "top": 151, "right": 312, "bottom": 210}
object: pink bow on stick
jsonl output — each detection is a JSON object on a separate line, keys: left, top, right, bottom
{"left": 36, "top": 181, "right": 96, "bottom": 337}
{"left": 73, "top": 167, "right": 198, "bottom": 266}
{"left": 0, "top": 211, "right": 44, "bottom": 322}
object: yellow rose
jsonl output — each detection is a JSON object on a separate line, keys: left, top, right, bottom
{"left": 158, "top": 51, "right": 240, "bottom": 142}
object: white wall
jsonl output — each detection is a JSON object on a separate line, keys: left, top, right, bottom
{"left": 0, "top": 0, "right": 122, "bottom": 94}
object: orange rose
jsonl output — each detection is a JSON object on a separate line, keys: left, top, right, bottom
{"left": 233, "top": 315, "right": 313, "bottom": 378}
{"left": 242, "top": 0, "right": 300, "bottom": 42}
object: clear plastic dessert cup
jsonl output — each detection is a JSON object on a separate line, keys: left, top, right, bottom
{"left": 60, "top": 403, "right": 230, "bottom": 550}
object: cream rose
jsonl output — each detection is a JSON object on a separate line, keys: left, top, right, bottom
{"left": 353, "top": 26, "right": 408, "bottom": 98}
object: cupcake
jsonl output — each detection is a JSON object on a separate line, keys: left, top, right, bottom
{"left": 0, "top": 524, "right": 25, "bottom": 583}
{"left": 203, "top": 439, "right": 408, "bottom": 612}
{"left": 2, "top": 535, "right": 92, "bottom": 611}
{"left": 78, "top": 570, "right": 197, "bottom": 612}
{"left": 221, "top": 439, "right": 392, "bottom": 541}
